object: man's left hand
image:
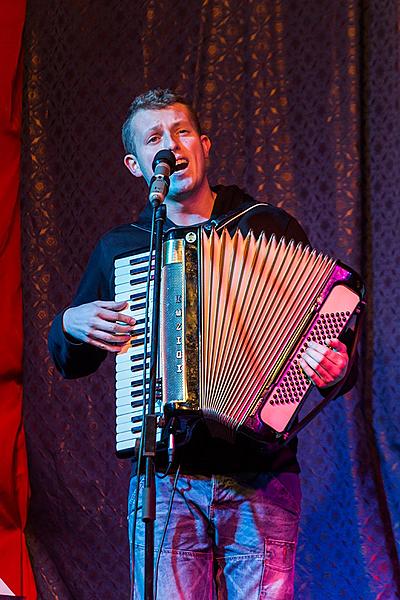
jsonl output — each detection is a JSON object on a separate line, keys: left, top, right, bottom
{"left": 300, "top": 338, "right": 349, "bottom": 388}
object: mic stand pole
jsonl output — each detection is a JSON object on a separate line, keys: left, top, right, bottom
{"left": 142, "top": 201, "right": 166, "bottom": 600}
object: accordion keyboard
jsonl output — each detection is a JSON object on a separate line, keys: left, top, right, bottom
{"left": 114, "top": 250, "right": 162, "bottom": 456}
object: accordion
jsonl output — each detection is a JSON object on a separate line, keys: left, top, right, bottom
{"left": 114, "top": 225, "right": 364, "bottom": 457}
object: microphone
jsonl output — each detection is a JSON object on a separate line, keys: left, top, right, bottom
{"left": 148, "top": 149, "right": 176, "bottom": 206}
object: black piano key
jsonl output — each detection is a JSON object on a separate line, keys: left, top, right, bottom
{"left": 129, "top": 291, "right": 148, "bottom": 302}
{"left": 131, "top": 399, "right": 146, "bottom": 409}
{"left": 129, "top": 254, "right": 153, "bottom": 266}
{"left": 129, "top": 276, "right": 154, "bottom": 287}
{"left": 129, "top": 379, "right": 162, "bottom": 391}
{"left": 130, "top": 337, "right": 149, "bottom": 347}
{"left": 131, "top": 364, "right": 147, "bottom": 373}
{"left": 130, "top": 327, "right": 145, "bottom": 338}
{"left": 121, "top": 352, "right": 151, "bottom": 364}
{"left": 130, "top": 265, "right": 152, "bottom": 277}
{"left": 131, "top": 424, "right": 144, "bottom": 434}
{"left": 134, "top": 318, "right": 146, "bottom": 326}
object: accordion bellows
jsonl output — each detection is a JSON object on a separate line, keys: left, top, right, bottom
{"left": 201, "top": 229, "right": 337, "bottom": 424}
{"left": 115, "top": 226, "right": 363, "bottom": 456}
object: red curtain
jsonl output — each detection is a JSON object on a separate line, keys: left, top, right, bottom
{"left": 0, "top": 2, "right": 36, "bottom": 598}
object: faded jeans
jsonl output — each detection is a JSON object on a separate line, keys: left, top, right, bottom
{"left": 128, "top": 471, "right": 301, "bottom": 599}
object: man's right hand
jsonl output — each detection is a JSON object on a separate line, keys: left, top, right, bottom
{"left": 62, "top": 300, "right": 135, "bottom": 353}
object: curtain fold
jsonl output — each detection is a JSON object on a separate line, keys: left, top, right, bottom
{"left": 0, "top": 1, "right": 36, "bottom": 598}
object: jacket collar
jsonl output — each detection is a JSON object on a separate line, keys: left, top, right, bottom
{"left": 135, "top": 184, "right": 255, "bottom": 231}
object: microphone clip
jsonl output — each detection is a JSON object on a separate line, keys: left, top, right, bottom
{"left": 148, "top": 149, "right": 177, "bottom": 207}
{"left": 149, "top": 173, "right": 170, "bottom": 207}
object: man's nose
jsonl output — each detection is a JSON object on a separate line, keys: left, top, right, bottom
{"left": 164, "top": 133, "right": 180, "bottom": 151}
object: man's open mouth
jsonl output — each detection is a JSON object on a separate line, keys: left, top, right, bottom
{"left": 174, "top": 158, "right": 189, "bottom": 172}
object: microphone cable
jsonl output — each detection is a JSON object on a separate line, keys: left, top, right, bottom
{"left": 153, "top": 465, "right": 181, "bottom": 600}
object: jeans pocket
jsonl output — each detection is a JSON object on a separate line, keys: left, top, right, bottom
{"left": 265, "top": 473, "right": 301, "bottom": 518}
{"left": 259, "top": 538, "right": 296, "bottom": 600}
{"left": 265, "top": 538, "right": 295, "bottom": 571}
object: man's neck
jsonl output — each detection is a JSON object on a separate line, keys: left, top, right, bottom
{"left": 165, "top": 184, "right": 216, "bottom": 226}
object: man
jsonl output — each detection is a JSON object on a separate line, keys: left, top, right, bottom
{"left": 48, "top": 89, "right": 352, "bottom": 599}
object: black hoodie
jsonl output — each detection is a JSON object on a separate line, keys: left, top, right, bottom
{"left": 48, "top": 185, "right": 330, "bottom": 474}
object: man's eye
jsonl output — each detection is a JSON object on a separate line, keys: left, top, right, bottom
{"left": 178, "top": 129, "right": 189, "bottom": 134}
{"left": 147, "top": 135, "right": 160, "bottom": 144}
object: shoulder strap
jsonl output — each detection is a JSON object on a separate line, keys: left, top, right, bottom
{"left": 205, "top": 202, "right": 269, "bottom": 232}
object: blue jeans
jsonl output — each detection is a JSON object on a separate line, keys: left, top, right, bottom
{"left": 128, "top": 471, "right": 301, "bottom": 599}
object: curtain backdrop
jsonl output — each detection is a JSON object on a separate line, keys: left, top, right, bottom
{"left": 21, "top": 0, "right": 399, "bottom": 598}
{"left": 0, "top": 2, "right": 37, "bottom": 598}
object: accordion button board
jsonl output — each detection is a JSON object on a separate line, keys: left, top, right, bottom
{"left": 258, "top": 283, "right": 360, "bottom": 433}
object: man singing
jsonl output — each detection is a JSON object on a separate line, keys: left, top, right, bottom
{"left": 49, "top": 88, "right": 353, "bottom": 599}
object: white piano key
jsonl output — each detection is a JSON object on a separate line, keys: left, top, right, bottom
{"left": 115, "top": 264, "right": 149, "bottom": 279}
{"left": 117, "top": 430, "right": 141, "bottom": 443}
{"left": 116, "top": 344, "right": 148, "bottom": 359}
{"left": 116, "top": 397, "right": 162, "bottom": 411}
{"left": 121, "top": 282, "right": 150, "bottom": 297}
{"left": 116, "top": 349, "right": 149, "bottom": 363}
{"left": 116, "top": 364, "right": 149, "bottom": 378}
{"left": 116, "top": 368, "right": 145, "bottom": 381}
{"left": 117, "top": 419, "right": 162, "bottom": 436}
{"left": 116, "top": 438, "right": 139, "bottom": 452}
{"left": 116, "top": 409, "right": 146, "bottom": 424}
{"left": 115, "top": 251, "right": 152, "bottom": 268}
{"left": 116, "top": 400, "right": 146, "bottom": 416}
{"left": 116, "top": 379, "right": 145, "bottom": 395}
{"left": 115, "top": 282, "right": 151, "bottom": 296}
{"left": 116, "top": 385, "right": 143, "bottom": 400}
{"left": 116, "top": 403, "right": 134, "bottom": 416}
{"left": 117, "top": 410, "right": 163, "bottom": 430}
{"left": 116, "top": 357, "right": 149, "bottom": 373}
{"left": 116, "top": 375, "right": 142, "bottom": 390}
{"left": 116, "top": 428, "right": 162, "bottom": 451}
{"left": 116, "top": 428, "right": 162, "bottom": 444}
{"left": 117, "top": 409, "right": 145, "bottom": 426}
{"left": 115, "top": 279, "right": 154, "bottom": 295}
{"left": 116, "top": 366, "right": 150, "bottom": 383}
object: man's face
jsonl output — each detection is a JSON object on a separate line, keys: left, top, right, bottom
{"left": 124, "top": 103, "right": 211, "bottom": 201}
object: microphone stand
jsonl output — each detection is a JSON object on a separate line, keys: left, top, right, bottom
{"left": 142, "top": 200, "right": 166, "bottom": 600}
{"left": 137, "top": 149, "right": 175, "bottom": 600}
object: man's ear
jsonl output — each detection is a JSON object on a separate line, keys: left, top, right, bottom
{"left": 200, "top": 134, "right": 211, "bottom": 159}
{"left": 124, "top": 154, "right": 143, "bottom": 178}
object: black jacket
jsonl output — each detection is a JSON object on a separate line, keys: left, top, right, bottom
{"left": 48, "top": 185, "right": 348, "bottom": 474}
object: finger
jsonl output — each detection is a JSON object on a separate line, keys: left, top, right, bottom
{"left": 95, "top": 300, "right": 129, "bottom": 309}
{"left": 95, "top": 318, "right": 135, "bottom": 335}
{"left": 301, "top": 349, "right": 346, "bottom": 387}
{"left": 309, "top": 338, "right": 347, "bottom": 362}
{"left": 97, "top": 308, "right": 136, "bottom": 326}
{"left": 306, "top": 341, "right": 328, "bottom": 359}
{"left": 327, "top": 338, "right": 347, "bottom": 353}
{"left": 299, "top": 357, "right": 325, "bottom": 387}
{"left": 307, "top": 342, "right": 347, "bottom": 370}
{"left": 90, "top": 338, "right": 125, "bottom": 353}
{"left": 301, "top": 351, "right": 331, "bottom": 382}
{"left": 87, "top": 328, "right": 132, "bottom": 345}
